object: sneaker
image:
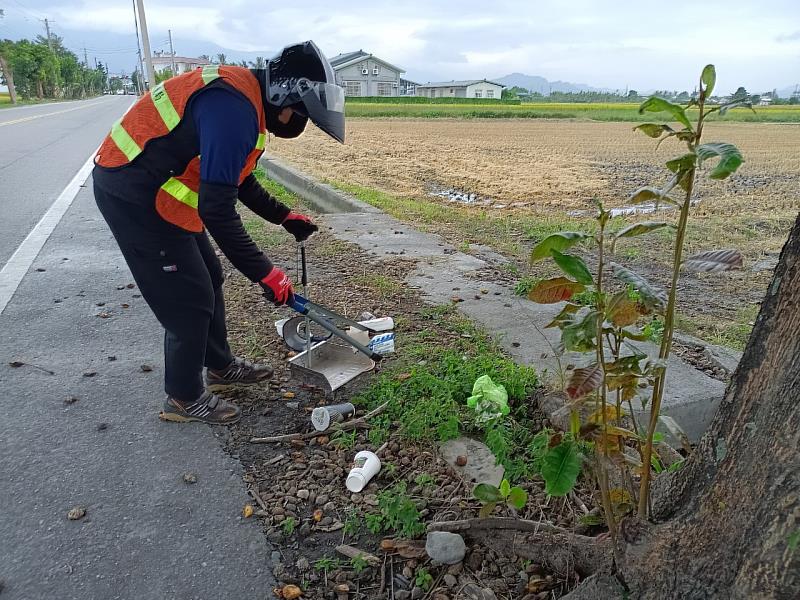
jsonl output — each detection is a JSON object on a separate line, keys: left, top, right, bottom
{"left": 159, "top": 391, "right": 241, "bottom": 425}
{"left": 206, "top": 356, "right": 274, "bottom": 390}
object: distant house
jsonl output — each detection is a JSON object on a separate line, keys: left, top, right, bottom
{"left": 400, "top": 78, "right": 420, "bottom": 96}
{"left": 329, "top": 50, "right": 405, "bottom": 97}
{"left": 758, "top": 96, "right": 773, "bottom": 106}
{"left": 416, "top": 79, "right": 505, "bottom": 99}
{"left": 151, "top": 53, "right": 211, "bottom": 75}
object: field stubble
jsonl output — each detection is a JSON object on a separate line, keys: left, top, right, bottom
{"left": 267, "top": 118, "right": 799, "bottom": 348}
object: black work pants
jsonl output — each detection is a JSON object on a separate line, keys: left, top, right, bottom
{"left": 94, "top": 182, "right": 234, "bottom": 402}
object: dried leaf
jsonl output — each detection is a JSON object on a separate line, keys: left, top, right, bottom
{"left": 528, "top": 277, "right": 586, "bottom": 304}
{"left": 565, "top": 363, "right": 602, "bottom": 400}
{"left": 242, "top": 504, "right": 254, "bottom": 518}
{"left": 683, "top": 249, "right": 743, "bottom": 273}
{"left": 605, "top": 292, "right": 641, "bottom": 327}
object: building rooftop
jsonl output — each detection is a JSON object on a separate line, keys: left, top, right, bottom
{"left": 328, "top": 50, "right": 404, "bottom": 73}
{"left": 419, "top": 79, "right": 505, "bottom": 89}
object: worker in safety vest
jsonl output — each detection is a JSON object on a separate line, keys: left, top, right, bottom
{"left": 93, "top": 41, "right": 345, "bottom": 425}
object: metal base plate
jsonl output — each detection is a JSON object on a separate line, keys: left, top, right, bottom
{"left": 289, "top": 341, "right": 375, "bottom": 395}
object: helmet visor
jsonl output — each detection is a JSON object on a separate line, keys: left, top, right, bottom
{"left": 294, "top": 79, "right": 346, "bottom": 143}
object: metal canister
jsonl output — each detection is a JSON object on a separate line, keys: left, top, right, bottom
{"left": 311, "top": 402, "right": 356, "bottom": 431}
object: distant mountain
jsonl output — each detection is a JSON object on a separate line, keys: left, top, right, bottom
{"left": 495, "top": 72, "right": 610, "bottom": 95}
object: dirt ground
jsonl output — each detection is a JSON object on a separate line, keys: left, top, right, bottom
{"left": 266, "top": 119, "right": 799, "bottom": 349}
{"left": 219, "top": 218, "right": 595, "bottom": 600}
{"left": 266, "top": 119, "right": 800, "bottom": 213}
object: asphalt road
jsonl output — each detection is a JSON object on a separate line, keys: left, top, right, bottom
{"left": 0, "top": 97, "right": 275, "bottom": 599}
{"left": 0, "top": 96, "right": 131, "bottom": 265}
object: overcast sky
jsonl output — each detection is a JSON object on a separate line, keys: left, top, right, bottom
{"left": 2, "top": 0, "right": 799, "bottom": 92}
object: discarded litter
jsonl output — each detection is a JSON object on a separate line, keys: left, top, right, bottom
{"left": 467, "top": 375, "right": 509, "bottom": 424}
{"left": 311, "top": 402, "right": 356, "bottom": 431}
{"left": 346, "top": 450, "right": 381, "bottom": 493}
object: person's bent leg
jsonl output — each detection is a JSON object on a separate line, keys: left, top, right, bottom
{"left": 195, "top": 232, "right": 274, "bottom": 389}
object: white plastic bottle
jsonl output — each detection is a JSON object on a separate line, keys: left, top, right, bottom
{"left": 345, "top": 450, "right": 381, "bottom": 493}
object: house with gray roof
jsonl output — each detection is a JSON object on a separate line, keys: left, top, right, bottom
{"left": 416, "top": 79, "right": 505, "bottom": 99}
{"left": 329, "top": 50, "right": 405, "bottom": 97}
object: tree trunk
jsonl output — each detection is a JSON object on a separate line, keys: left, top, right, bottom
{"left": 0, "top": 54, "right": 17, "bottom": 104}
{"left": 567, "top": 213, "right": 800, "bottom": 599}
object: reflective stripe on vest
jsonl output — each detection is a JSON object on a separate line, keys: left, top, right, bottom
{"left": 150, "top": 83, "right": 180, "bottom": 131}
{"left": 161, "top": 177, "right": 198, "bottom": 209}
{"left": 255, "top": 132, "right": 266, "bottom": 150}
{"left": 202, "top": 65, "right": 220, "bottom": 84}
{"left": 110, "top": 119, "right": 142, "bottom": 161}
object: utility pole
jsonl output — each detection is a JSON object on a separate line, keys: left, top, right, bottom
{"left": 131, "top": 0, "right": 146, "bottom": 95}
{"left": 168, "top": 29, "right": 177, "bottom": 75}
{"left": 42, "top": 18, "right": 54, "bottom": 52}
{"left": 134, "top": 0, "right": 156, "bottom": 90}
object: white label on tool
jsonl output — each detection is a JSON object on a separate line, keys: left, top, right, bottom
{"left": 369, "top": 333, "right": 396, "bottom": 355}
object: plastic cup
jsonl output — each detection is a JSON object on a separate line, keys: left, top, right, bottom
{"left": 310, "top": 402, "right": 356, "bottom": 431}
{"left": 346, "top": 450, "right": 381, "bottom": 493}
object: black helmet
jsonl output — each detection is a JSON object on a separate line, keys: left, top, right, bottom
{"left": 265, "top": 41, "right": 345, "bottom": 143}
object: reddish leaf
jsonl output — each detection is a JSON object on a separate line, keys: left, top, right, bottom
{"left": 605, "top": 292, "right": 641, "bottom": 327}
{"left": 565, "top": 363, "right": 602, "bottom": 400}
{"left": 683, "top": 249, "right": 743, "bottom": 272}
{"left": 529, "top": 277, "right": 586, "bottom": 304}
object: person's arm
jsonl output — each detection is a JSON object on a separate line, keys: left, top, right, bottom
{"left": 192, "top": 88, "right": 272, "bottom": 282}
{"left": 238, "top": 173, "right": 290, "bottom": 224}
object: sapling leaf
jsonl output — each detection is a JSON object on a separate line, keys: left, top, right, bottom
{"left": 550, "top": 250, "right": 594, "bottom": 285}
{"left": 561, "top": 310, "right": 600, "bottom": 352}
{"left": 611, "top": 263, "right": 667, "bottom": 313}
{"left": 529, "top": 277, "right": 586, "bottom": 304}
{"left": 611, "top": 221, "right": 675, "bottom": 252}
{"left": 627, "top": 186, "right": 679, "bottom": 207}
{"left": 545, "top": 302, "right": 581, "bottom": 329}
{"left": 541, "top": 441, "right": 582, "bottom": 497}
{"left": 499, "top": 479, "right": 511, "bottom": 498}
{"left": 507, "top": 487, "right": 528, "bottom": 510}
{"left": 531, "top": 232, "right": 592, "bottom": 262}
{"left": 638, "top": 97, "right": 693, "bottom": 130}
{"left": 666, "top": 153, "right": 697, "bottom": 174}
{"left": 633, "top": 123, "right": 674, "bottom": 138}
{"left": 683, "top": 249, "right": 743, "bottom": 272}
{"left": 717, "top": 99, "right": 755, "bottom": 116}
{"left": 565, "top": 363, "right": 602, "bottom": 400}
{"left": 605, "top": 291, "right": 641, "bottom": 327}
{"left": 473, "top": 483, "right": 503, "bottom": 503}
{"left": 695, "top": 143, "right": 744, "bottom": 179}
{"left": 701, "top": 64, "right": 716, "bottom": 97}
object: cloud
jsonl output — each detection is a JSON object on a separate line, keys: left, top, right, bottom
{"left": 776, "top": 31, "right": 800, "bottom": 42}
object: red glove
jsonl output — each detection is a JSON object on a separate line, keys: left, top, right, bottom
{"left": 282, "top": 211, "right": 318, "bottom": 242}
{"left": 259, "top": 267, "right": 294, "bottom": 306}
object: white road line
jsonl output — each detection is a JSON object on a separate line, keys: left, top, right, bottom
{"left": 0, "top": 151, "right": 97, "bottom": 315}
{"left": 0, "top": 99, "right": 111, "bottom": 127}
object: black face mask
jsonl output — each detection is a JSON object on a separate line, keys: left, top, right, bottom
{"left": 264, "top": 102, "right": 308, "bottom": 139}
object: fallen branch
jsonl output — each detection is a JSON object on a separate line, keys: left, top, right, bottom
{"left": 336, "top": 544, "right": 380, "bottom": 567}
{"left": 429, "top": 517, "right": 612, "bottom": 579}
{"left": 250, "top": 401, "right": 389, "bottom": 444}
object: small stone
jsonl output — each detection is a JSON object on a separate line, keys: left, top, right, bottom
{"left": 96, "top": 302, "right": 105, "bottom": 307}
{"left": 426, "top": 531, "right": 466, "bottom": 565}
{"left": 96, "top": 423, "right": 108, "bottom": 431}
{"left": 140, "top": 364, "right": 153, "bottom": 372}
{"left": 35, "top": 267, "right": 46, "bottom": 272}
{"left": 296, "top": 557, "right": 310, "bottom": 572}
{"left": 283, "top": 391, "right": 296, "bottom": 399}
{"left": 323, "top": 501, "right": 336, "bottom": 512}
{"left": 411, "top": 587, "right": 424, "bottom": 600}
{"left": 83, "top": 371, "right": 97, "bottom": 378}
{"left": 455, "top": 455, "right": 468, "bottom": 467}
{"left": 64, "top": 396, "right": 79, "bottom": 405}
{"left": 450, "top": 296, "right": 463, "bottom": 303}
{"left": 183, "top": 472, "right": 197, "bottom": 484}
{"left": 107, "top": 356, "right": 117, "bottom": 361}
{"left": 402, "top": 566, "right": 413, "bottom": 579}
{"left": 444, "top": 574, "right": 458, "bottom": 588}
{"left": 297, "top": 489, "right": 310, "bottom": 500}
{"left": 319, "top": 516, "right": 333, "bottom": 526}
{"left": 126, "top": 283, "right": 136, "bottom": 289}
{"left": 395, "top": 592, "right": 411, "bottom": 600}
{"left": 461, "top": 584, "right": 497, "bottom": 600}
{"left": 315, "top": 494, "right": 329, "bottom": 506}
{"left": 286, "top": 402, "right": 300, "bottom": 410}
{"left": 121, "top": 303, "right": 130, "bottom": 309}
{"left": 67, "top": 506, "right": 86, "bottom": 520}
{"left": 446, "top": 562, "right": 463, "bottom": 576}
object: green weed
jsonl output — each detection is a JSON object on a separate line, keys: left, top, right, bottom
{"left": 281, "top": 516, "right": 296, "bottom": 536}
{"left": 366, "top": 482, "right": 425, "bottom": 538}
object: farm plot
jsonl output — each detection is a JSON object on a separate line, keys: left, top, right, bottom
{"left": 266, "top": 118, "right": 800, "bottom": 349}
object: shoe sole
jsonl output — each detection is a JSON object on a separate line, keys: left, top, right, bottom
{"left": 206, "top": 378, "right": 272, "bottom": 393}
{"left": 158, "top": 410, "right": 241, "bottom": 425}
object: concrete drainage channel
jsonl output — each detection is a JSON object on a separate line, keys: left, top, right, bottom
{"left": 260, "top": 155, "right": 740, "bottom": 443}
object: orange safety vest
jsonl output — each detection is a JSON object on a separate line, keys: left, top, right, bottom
{"left": 95, "top": 65, "right": 267, "bottom": 233}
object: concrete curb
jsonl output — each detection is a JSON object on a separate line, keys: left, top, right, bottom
{"left": 261, "top": 157, "right": 736, "bottom": 442}
{"left": 261, "top": 154, "right": 381, "bottom": 214}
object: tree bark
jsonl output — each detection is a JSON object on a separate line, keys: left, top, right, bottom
{"left": 0, "top": 54, "right": 17, "bottom": 104}
{"left": 608, "top": 213, "right": 800, "bottom": 598}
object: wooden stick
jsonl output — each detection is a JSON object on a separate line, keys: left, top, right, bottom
{"left": 335, "top": 544, "right": 380, "bottom": 566}
{"left": 250, "top": 401, "right": 389, "bottom": 444}
{"left": 427, "top": 516, "right": 568, "bottom": 536}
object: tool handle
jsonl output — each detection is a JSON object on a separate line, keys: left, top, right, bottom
{"left": 300, "top": 242, "right": 308, "bottom": 287}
